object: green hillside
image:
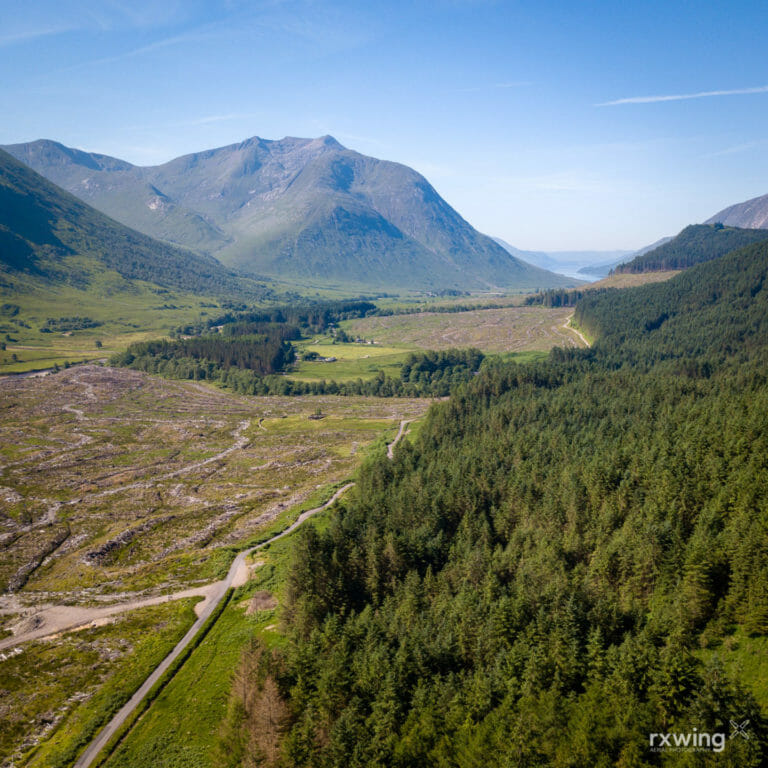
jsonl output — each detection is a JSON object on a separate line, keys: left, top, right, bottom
{"left": 0, "top": 148, "right": 270, "bottom": 297}
{"left": 2, "top": 140, "right": 230, "bottom": 255}
{"left": 0, "top": 149, "right": 278, "bottom": 370}
{"left": 253, "top": 243, "right": 768, "bottom": 766}
{"left": 616, "top": 222, "right": 768, "bottom": 273}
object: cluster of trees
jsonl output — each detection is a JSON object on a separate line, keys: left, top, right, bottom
{"left": 178, "top": 300, "right": 379, "bottom": 337}
{"left": 112, "top": 326, "right": 297, "bottom": 377}
{"left": 228, "top": 242, "right": 768, "bottom": 766}
{"left": 523, "top": 287, "right": 600, "bottom": 308}
{"left": 114, "top": 328, "right": 483, "bottom": 397}
{"left": 115, "top": 291, "right": 487, "bottom": 397}
{"left": 400, "top": 348, "right": 483, "bottom": 384}
{"left": 40, "top": 315, "right": 101, "bottom": 332}
{"left": 138, "top": 348, "right": 481, "bottom": 398}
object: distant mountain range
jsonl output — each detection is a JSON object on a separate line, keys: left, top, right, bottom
{"left": 0, "top": 148, "right": 270, "bottom": 299}
{"left": 3, "top": 137, "right": 576, "bottom": 293}
{"left": 706, "top": 191, "right": 768, "bottom": 229}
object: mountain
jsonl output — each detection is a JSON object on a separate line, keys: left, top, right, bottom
{"left": 615, "top": 223, "right": 768, "bottom": 273}
{"left": 3, "top": 139, "right": 231, "bottom": 256}
{"left": 0, "top": 148, "right": 269, "bottom": 298}
{"left": 706, "top": 191, "right": 768, "bottom": 229}
{"left": 3, "top": 137, "right": 575, "bottom": 293}
{"left": 576, "top": 258, "right": 625, "bottom": 277}
{"left": 629, "top": 234, "right": 674, "bottom": 258}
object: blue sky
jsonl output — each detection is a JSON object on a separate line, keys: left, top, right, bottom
{"left": 2, "top": 0, "right": 768, "bottom": 250}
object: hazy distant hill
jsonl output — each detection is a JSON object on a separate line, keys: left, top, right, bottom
{"left": 493, "top": 237, "right": 629, "bottom": 277}
{"left": 584, "top": 236, "right": 675, "bottom": 276}
{"left": 0, "top": 148, "right": 268, "bottom": 298}
{"left": 706, "top": 191, "right": 768, "bottom": 229}
{"left": 615, "top": 223, "right": 768, "bottom": 273}
{"left": 3, "top": 137, "right": 575, "bottom": 292}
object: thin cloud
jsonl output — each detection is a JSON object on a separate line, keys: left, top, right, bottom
{"left": 58, "top": 31, "right": 210, "bottom": 73}
{"left": 705, "top": 140, "right": 767, "bottom": 159}
{"left": 598, "top": 85, "right": 768, "bottom": 106}
{"left": 0, "top": 24, "right": 77, "bottom": 47}
{"left": 174, "top": 113, "right": 253, "bottom": 127}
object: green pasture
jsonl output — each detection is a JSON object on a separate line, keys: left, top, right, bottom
{"left": 288, "top": 339, "right": 411, "bottom": 382}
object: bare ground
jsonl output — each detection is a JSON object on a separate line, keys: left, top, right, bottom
{"left": 0, "top": 366, "right": 429, "bottom": 606}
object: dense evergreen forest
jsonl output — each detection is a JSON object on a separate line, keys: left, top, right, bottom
{"left": 112, "top": 324, "right": 299, "bottom": 377}
{"left": 223, "top": 243, "right": 768, "bottom": 766}
{"left": 615, "top": 223, "right": 768, "bottom": 273}
{"left": 524, "top": 287, "right": 601, "bottom": 308}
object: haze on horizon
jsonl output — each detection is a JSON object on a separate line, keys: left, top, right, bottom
{"left": 2, "top": 0, "right": 768, "bottom": 252}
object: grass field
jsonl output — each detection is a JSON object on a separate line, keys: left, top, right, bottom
{"left": 289, "top": 339, "right": 409, "bottom": 382}
{"left": 0, "top": 272, "right": 227, "bottom": 374}
{"left": 341, "top": 305, "right": 586, "bottom": 353}
{"left": 101, "top": 584, "right": 278, "bottom": 768}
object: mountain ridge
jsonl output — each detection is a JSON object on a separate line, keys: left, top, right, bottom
{"left": 706, "top": 191, "right": 768, "bottom": 229}
{"left": 0, "top": 147, "right": 270, "bottom": 299}
{"left": 3, "top": 136, "right": 576, "bottom": 292}
{"left": 615, "top": 223, "right": 768, "bottom": 273}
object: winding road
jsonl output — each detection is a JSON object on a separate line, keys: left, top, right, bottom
{"left": 69, "top": 419, "right": 413, "bottom": 768}
{"left": 387, "top": 419, "right": 414, "bottom": 459}
{"left": 563, "top": 314, "right": 591, "bottom": 348}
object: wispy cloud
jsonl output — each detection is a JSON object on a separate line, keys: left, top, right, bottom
{"left": 704, "top": 139, "right": 768, "bottom": 158}
{"left": 58, "top": 31, "right": 210, "bottom": 73}
{"left": 598, "top": 85, "right": 768, "bottom": 106}
{"left": 173, "top": 113, "right": 254, "bottom": 127}
{"left": 0, "top": 24, "right": 77, "bottom": 47}
{"left": 0, "top": 2, "right": 193, "bottom": 47}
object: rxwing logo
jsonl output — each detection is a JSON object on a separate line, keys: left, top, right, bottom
{"left": 730, "top": 719, "right": 750, "bottom": 740}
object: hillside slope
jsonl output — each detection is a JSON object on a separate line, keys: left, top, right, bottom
{"left": 615, "top": 223, "right": 768, "bottom": 272}
{"left": 263, "top": 243, "right": 768, "bottom": 765}
{"left": 3, "top": 137, "right": 574, "bottom": 292}
{"left": 706, "top": 191, "right": 768, "bottom": 229}
{"left": 0, "top": 148, "right": 268, "bottom": 299}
